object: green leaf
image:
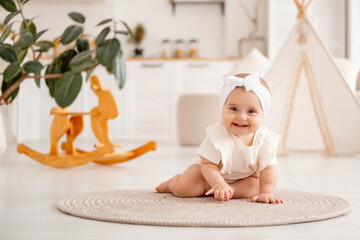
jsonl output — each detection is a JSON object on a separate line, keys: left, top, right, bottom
{"left": 0, "top": 23, "right": 14, "bottom": 43}
{"left": 34, "top": 41, "right": 53, "bottom": 52}
{"left": 35, "top": 46, "right": 50, "bottom": 52}
{"left": 68, "top": 12, "right": 85, "bottom": 24}
{"left": 95, "top": 26, "right": 110, "bottom": 45}
{"left": 54, "top": 71, "right": 82, "bottom": 108}
{"left": 33, "top": 29, "right": 48, "bottom": 42}
{"left": 0, "top": 0, "right": 17, "bottom": 12}
{"left": 115, "top": 30, "right": 129, "bottom": 35}
{"left": 76, "top": 38, "right": 89, "bottom": 52}
{"left": 70, "top": 58, "right": 97, "bottom": 74}
{"left": 54, "top": 49, "right": 77, "bottom": 72}
{"left": 3, "top": 61, "right": 20, "bottom": 83}
{"left": 69, "top": 50, "right": 94, "bottom": 66}
{"left": 85, "top": 67, "right": 95, "bottom": 82}
{"left": 1, "top": 73, "right": 20, "bottom": 103}
{"left": 0, "top": 43, "right": 17, "bottom": 62}
{"left": 34, "top": 40, "right": 54, "bottom": 48}
{"left": 112, "top": 53, "right": 126, "bottom": 89}
{"left": 23, "top": 60, "right": 44, "bottom": 73}
{"left": 96, "top": 38, "right": 120, "bottom": 67}
{"left": 60, "top": 25, "right": 83, "bottom": 45}
{"left": 106, "top": 64, "right": 112, "bottom": 74}
{"left": 96, "top": 18, "right": 112, "bottom": 26}
{"left": 4, "top": 10, "right": 20, "bottom": 25}
{"left": 20, "top": 19, "right": 36, "bottom": 36}
{"left": 13, "top": 31, "right": 33, "bottom": 48}
{"left": 34, "top": 67, "right": 41, "bottom": 87}
{"left": 121, "top": 21, "right": 134, "bottom": 38}
{"left": 15, "top": 48, "right": 27, "bottom": 62}
{"left": 45, "top": 63, "right": 61, "bottom": 97}
{"left": 34, "top": 77, "right": 41, "bottom": 88}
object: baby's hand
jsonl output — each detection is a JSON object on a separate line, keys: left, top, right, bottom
{"left": 205, "top": 182, "right": 234, "bottom": 201}
{"left": 251, "top": 193, "right": 283, "bottom": 204}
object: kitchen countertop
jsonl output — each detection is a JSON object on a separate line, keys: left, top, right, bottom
{"left": 126, "top": 57, "right": 242, "bottom": 61}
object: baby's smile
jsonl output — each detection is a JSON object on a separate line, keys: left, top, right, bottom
{"left": 232, "top": 122, "right": 249, "bottom": 128}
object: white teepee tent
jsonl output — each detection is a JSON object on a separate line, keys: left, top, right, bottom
{"left": 264, "top": 0, "right": 360, "bottom": 155}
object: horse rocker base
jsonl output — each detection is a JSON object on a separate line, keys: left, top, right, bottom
{"left": 17, "top": 75, "right": 157, "bottom": 168}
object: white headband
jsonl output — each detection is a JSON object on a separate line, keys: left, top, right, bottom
{"left": 220, "top": 72, "right": 271, "bottom": 117}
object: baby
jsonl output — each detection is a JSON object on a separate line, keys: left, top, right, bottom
{"left": 156, "top": 72, "right": 283, "bottom": 204}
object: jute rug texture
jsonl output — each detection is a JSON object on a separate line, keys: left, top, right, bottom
{"left": 57, "top": 189, "right": 350, "bottom": 227}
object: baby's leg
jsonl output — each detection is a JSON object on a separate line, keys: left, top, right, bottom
{"left": 229, "top": 172, "right": 260, "bottom": 199}
{"left": 156, "top": 164, "right": 211, "bottom": 197}
{"left": 155, "top": 178, "right": 172, "bottom": 193}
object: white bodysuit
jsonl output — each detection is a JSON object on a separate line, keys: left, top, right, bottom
{"left": 193, "top": 123, "right": 281, "bottom": 183}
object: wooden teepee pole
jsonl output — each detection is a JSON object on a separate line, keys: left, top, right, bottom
{"left": 302, "top": 52, "right": 335, "bottom": 155}
{"left": 279, "top": 51, "right": 335, "bottom": 156}
{"left": 294, "top": 0, "right": 313, "bottom": 18}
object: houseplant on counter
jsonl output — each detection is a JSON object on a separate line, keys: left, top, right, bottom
{"left": 128, "top": 23, "right": 145, "bottom": 57}
{"left": 0, "top": 0, "right": 133, "bottom": 107}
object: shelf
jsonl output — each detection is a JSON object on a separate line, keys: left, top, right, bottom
{"left": 126, "top": 57, "right": 242, "bottom": 62}
{"left": 170, "top": 0, "right": 225, "bottom": 16}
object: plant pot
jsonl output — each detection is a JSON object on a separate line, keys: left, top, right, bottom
{"left": 134, "top": 48, "right": 143, "bottom": 57}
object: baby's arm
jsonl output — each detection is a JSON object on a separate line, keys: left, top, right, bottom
{"left": 251, "top": 165, "right": 283, "bottom": 204}
{"left": 200, "top": 157, "right": 233, "bottom": 201}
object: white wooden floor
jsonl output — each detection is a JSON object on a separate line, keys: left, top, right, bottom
{"left": 1, "top": 141, "right": 360, "bottom": 240}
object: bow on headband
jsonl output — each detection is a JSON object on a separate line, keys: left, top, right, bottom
{"left": 220, "top": 72, "right": 271, "bottom": 117}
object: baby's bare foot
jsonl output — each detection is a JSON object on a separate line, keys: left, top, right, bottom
{"left": 155, "top": 179, "right": 171, "bottom": 193}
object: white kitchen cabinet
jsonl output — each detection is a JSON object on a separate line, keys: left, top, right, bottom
{"left": 124, "top": 61, "right": 176, "bottom": 141}
{"left": 176, "top": 61, "right": 238, "bottom": 94}
{"left": 176, "top": 61, "right": 219, "bottom": 94}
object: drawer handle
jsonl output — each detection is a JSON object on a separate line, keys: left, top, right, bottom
{"left": 142, "top": 63, "right": 163, "bottom": 68}
{"left": 188, "top": 63, "right": 210, "bottom": 68}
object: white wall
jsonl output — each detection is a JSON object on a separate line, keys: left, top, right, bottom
{"left": 0, "top": 0, "right": 268, "bottom": 58}
{"left": 225, "top": 0, "right": 268, "bottom": 57}
{"left": 114, "top": 0, "right": 225, "bottom": 58}
{"left": 348, "top": 0, "right": 360, "bottom": 60}
{"left": 268, "top": 0, "right": 348, "bottom": 59}
{"left": 1, "top": 0, "right": 358, "bottom": 58}
{"left": 17, "top": 1, "right": 114, "bottom": 41}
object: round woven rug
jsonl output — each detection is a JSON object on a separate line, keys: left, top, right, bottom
{"left": 57, "top": 189, "right": 351, "bottom": 227}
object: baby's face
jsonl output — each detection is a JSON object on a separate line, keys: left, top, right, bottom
{"left": 222, "top": 87, "right": 264, "bottom": 138}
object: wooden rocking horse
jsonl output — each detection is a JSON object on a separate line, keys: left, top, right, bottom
{"left": 17, "top": 75, "right": 157, "bottom": 168}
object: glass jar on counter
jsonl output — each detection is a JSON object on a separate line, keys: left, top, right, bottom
{"left": 189, "top": 39, "right": 198, "bottom": 58}
{"left": 161, "top": 39, "right": 171, "bottom": 58}
{"left": 174, "top": 39, "right": 185, "bottom": 58}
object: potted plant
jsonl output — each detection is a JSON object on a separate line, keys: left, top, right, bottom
{"left": 128, "top": 23, "right": 145, "bottom": 57}
{"left": 0, "top": 0, "right": 133, "bottom": 108}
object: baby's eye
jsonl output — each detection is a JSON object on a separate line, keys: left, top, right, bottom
{"left": 248, "top": 109, "right": 255, "bottom": 114}
{"left": 230, "top": 107, "right": 238, "bottom": 111}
